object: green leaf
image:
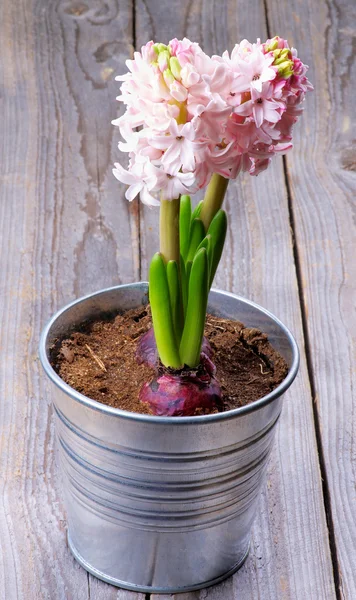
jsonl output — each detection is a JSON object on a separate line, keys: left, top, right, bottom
{"left": 181, "top": 259, "right": 193, "bottom": 318}
{"left": 179, "top": 248, "right": 209, "bottom": 368}
{"left": 196, "top": 234, "right": 214, "bottom": 282}
{"left": 185, "top": 260, "right": 192, "bottom": 286}
{"left": 149, "top": 253, "right": 182, "bottom": 369}
{"left": 167, "top": 260, "right": 183, "bottom": 344}
{"left": 180, "top": 256, "right": 188, "bottom": 318}
{"left": 207, "top": 210, "right": 227, "bottom": 287}
{"left": 179, "top": 195, "right": 191, "bottom": 262}
{"left": 191, "top": 200, "right": 203, "bottom": 222}
{"left": 186, "top": 218, "right": 205, "bottom": 262}
{"left": 184, "top": 259, "right": 193, "bottom": 318}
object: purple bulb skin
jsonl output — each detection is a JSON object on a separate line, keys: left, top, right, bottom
{"left": 139, "top": 353, "right": 223, "bottom": 417}
{"left": 137, "top": 327, "right": 213, "bottom": 369}
{"left": 136, "top": 328, "right": 158, "bottom": 368}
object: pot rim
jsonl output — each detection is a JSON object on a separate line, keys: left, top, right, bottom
{"left": 39, "top": 283, "right": 299, "bottom": 424}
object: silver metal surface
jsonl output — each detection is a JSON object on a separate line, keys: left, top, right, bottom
{"left": 39, "top": 283, "right": 299, "bottom": 594}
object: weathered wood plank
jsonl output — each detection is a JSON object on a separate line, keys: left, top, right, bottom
{"left": 0, "top": 0, "right": 141, "bottom": 598}
{"left": 266, "top": 0, "right": 356, "bottom": 597}
{"left": 136, "top": 1, "right": 335, "bottom": 598}
{"left": 88, "top": 580, "right": 146, "bottom": 600}
{"left": 0, "top": 4, "right": 90, "bottom": 597}
{"left": 151, "top": 595, "right": 199, "bottom": 600}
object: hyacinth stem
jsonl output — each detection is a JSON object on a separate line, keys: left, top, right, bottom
{"left": 160, "top": 197, "right": 180, "bottom": 263}
{"left": 179, "top": 195, "right": 192, "bottom": 262}
{"left": 200, "top": 173, "right": 229, "bottom": 232}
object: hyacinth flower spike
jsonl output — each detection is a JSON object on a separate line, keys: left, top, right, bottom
{"left": 113, "top": 36, "right": 312, "bottom": 415}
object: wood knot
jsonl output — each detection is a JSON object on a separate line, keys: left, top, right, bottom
{"left": 62, "top": 2, "right": 89, "bottom": 16}
{"left": 340, "top": 144, "right": 356, "bottom": 172}
{"left": 94, "top": 41, "right": 122, "bottom": 63}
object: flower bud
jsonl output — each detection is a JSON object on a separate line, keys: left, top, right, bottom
{"left": 272, "top": 47, "right": 293, "bottom": 78}
{"left": 158, "top": 50, "right": 171, "bottom": 72}
{"left": 154, "top": 72, "right": 170, "bottom": 99}
{"left": 277, "top": 60, "right": 294, "bottom": 78}
{"left": 273, "top": 48, "right": 292, "bottom": 64}
{"left": 265, "top": 36, "right": 289, "bottom": 52}
{"left": 169, "top": 57, "right": 182, "bottom": 80}
{"left": 265, "top": 37, "right": 279, "bottom": 51}
{"left": 153, "top": 43, "right": 168, "bottom": 54}
{"left": 169, "top": 80, "right": 188, "bottom": 102}
{"left": 163, "top": 68, "right": 175, "bottom": 86}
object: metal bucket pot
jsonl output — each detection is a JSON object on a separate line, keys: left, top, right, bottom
{"left": 39, "top": 283, "right": 299, "bottom": 594}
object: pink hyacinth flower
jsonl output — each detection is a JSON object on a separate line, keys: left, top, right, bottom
{"left": 235, "top": 83, "right": 285, "bottom": 128}
{"left": 231, "top": 46, "right": 276, "bottom": 94}
{"left": 113, "top": 156, "right": 160, "bottom": 206}
{"left": 149, "top": 120, "right": 197, "bottom": 174}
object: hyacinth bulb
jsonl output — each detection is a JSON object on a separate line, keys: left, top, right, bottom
{"left": 139, "top": 353, "right": 222, "bottom": 416}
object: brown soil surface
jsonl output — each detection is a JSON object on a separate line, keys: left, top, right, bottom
{"left": 50, "top": 306, "right": 288, "bottom": 415}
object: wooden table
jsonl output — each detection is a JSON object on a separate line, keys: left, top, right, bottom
{"left": 1, "top": 1, "right": 354, "bottom": 598}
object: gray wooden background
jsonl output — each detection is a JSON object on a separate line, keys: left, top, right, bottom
{"left": 0, "top": 0, "right": 355, "bottom": 598}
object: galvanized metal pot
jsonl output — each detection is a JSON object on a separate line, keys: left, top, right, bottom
{"left": 39, "top": 283, "right": 299, "bottom": 594}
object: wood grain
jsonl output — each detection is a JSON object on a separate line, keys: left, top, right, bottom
{"left": 136, "top": 1, "right": 336, "bottom": 598}
{"left": 0, "top": 0, "right": 142, "bottom": 598}
{"left": 266, "top": 0, "right": 356, "bottom": 597}
{"left": 0, "top": 0, "right": 350, "bottom": 598}
{"left": 88, "top": 580, "right": 146, "bottom": 600}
